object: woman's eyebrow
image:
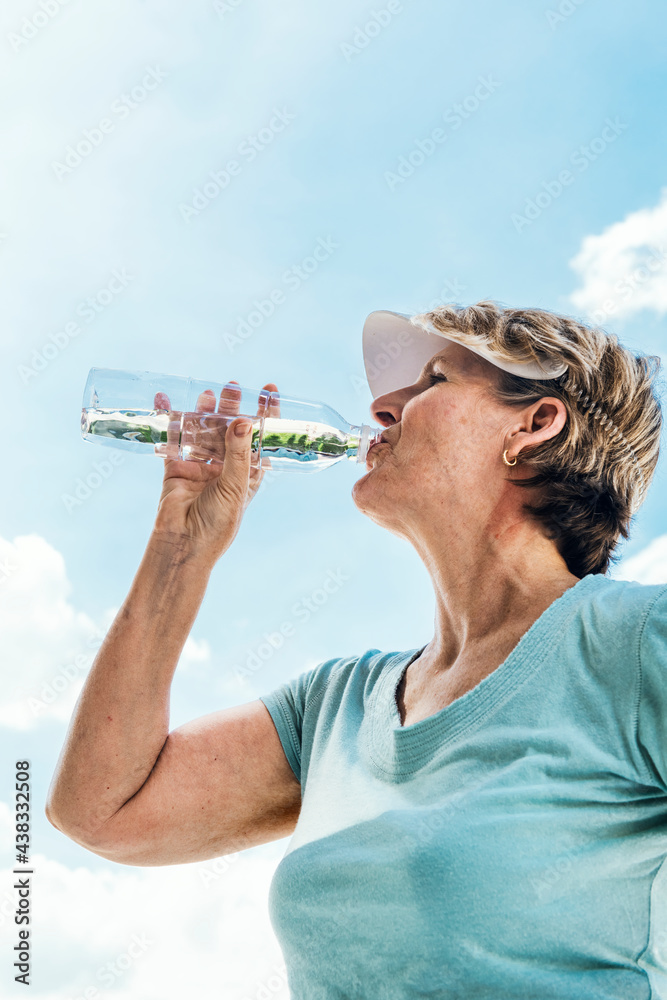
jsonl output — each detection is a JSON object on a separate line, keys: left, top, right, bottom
{"left": 421, "top": 356, "right": 456, "bottom": 378}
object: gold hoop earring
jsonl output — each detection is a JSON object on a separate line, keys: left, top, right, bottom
{"left": 503, "top": 450, "right": 518, "bottom": 467}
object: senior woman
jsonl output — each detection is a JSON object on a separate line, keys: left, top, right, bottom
{"left": 47, "top": 300, "right": 667, "bottom": 998}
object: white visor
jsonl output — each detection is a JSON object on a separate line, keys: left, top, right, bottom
{"left": 362, "top": 310, "right": 569, "bottom": 398}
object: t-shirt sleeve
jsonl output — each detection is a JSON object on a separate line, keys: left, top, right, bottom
{"left": 637, "top": 584, "right": 667, "bottom": 792}
{"left": 259, "top": 657, "right": 342, "bottom": 786}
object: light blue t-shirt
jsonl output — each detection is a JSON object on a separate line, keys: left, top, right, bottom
{"left": 259, "top": 573, "right": 667, "bottom": 999}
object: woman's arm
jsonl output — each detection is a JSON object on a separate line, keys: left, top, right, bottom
{"left": 46, "top": 534, "right": 212, "bottom": 842}
{"left": 46, "top": 383, "right": 301, "bottom": 864}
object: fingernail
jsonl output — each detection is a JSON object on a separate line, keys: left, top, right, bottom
{"left": 234, "top": 420, "right": 252, "bottom": 437}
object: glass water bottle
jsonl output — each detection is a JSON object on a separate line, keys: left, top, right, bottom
{"left": 80, "top": 368, "right": 382, "bottom": 473}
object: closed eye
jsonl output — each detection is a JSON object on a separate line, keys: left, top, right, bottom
{"left": 425, "top": 372, "right": 448, "bottom": 385}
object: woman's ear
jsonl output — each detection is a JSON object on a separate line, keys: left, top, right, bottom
{"left": 507, "top": 397, "right": 568, "bottom": 453}
{"left": 529, "top": 397, "right": 568, "bottom": 442}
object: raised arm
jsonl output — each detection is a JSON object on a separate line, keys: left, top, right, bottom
{"left": 46, "top": 383, "right": 301, "bottom": 866}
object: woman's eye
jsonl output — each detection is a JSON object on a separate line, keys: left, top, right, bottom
{"left": 426, "top": 372, "right": 448, "bottom": 385}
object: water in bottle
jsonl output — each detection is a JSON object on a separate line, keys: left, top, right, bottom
{"left": 81, "top": 369, "right": 382, "bottom": 473}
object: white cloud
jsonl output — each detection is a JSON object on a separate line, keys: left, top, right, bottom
{"left": 0, "top": 844, "right": 289, "bottom": 1000}
{"left": 0, "top": 534, "right": 211, "bottom": 729}
{"left": 568, "top": 187, "right": 667, "bottom": 324}
{"left": 610, "top": 534, "right": 667, "bottom": 585}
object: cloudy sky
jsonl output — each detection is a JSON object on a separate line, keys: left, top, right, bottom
{"left": 1, "top": 0, "right": 666, "bottom": 997}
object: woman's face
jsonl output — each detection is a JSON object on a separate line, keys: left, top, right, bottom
{"left": 351, "top": 340, "right": 519, "bottom": 538}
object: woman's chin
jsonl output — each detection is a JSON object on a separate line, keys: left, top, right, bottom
{"left": 352, "top": 466, "right": 386, "bottom": 506}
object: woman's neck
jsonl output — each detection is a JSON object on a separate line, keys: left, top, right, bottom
{"left": 411, "top": 524, "right": 581, "bottom": 674}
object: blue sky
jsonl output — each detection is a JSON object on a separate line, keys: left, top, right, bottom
{"left": 1, "top": 0, "right": 666, "bottom": 996}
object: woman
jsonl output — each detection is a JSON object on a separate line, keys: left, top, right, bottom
{"left": 47, "top": 301, "right": 667, "bottom": 998}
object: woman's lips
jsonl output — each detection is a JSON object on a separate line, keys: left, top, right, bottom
{"left": 365, "top": 440, "right": 388, "bottom": 465}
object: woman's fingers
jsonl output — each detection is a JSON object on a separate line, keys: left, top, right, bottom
{"left": 218, "top": 380, "right": 242, "bottom": 416}
{"left": 196, "top": 389, "right": 217, "bottom": 413}
{"left": 255, "top": 382, "right": 279, "bottom": 416}
{"left": 254, "top": 382, "right": 279, "bottom": 476}
{"left": 154, "top": 380, "right": 280, "bottom": 477}
{"left": 154, "top": 391, "right": 181, "bottom": 460}
{"left": 265, "top": 383, "right": 281, "bottom": 421}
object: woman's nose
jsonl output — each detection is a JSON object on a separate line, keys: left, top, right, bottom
{"left": 370, "top": 390, "right": 405, "bottom": 427}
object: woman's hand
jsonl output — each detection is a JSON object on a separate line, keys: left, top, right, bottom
{"left": 150, "top": 380, "right": 280, "bottom": 564}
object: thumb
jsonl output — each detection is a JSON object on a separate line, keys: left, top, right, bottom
{"left": 216, "top": 417, "right": 254, "bottom": 503}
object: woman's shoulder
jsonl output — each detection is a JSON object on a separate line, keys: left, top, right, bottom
{"left": 567, "top": 574, "right": 667, "bottom": 688}
{"left": 297, "top": 647, "right": 417, "bottom": 704}
{"left": 578, "top": 572, "right": 667, "bottom": 629}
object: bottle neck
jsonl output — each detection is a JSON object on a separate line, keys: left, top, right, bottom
{"left": 349, "top": 424, "right": 382, "bottom": 463}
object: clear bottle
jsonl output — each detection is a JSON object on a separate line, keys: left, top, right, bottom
{"left": 81, "top": 368, "right": 382, "bottom": 473}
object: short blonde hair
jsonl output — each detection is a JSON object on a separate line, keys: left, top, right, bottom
{"left": 411, "top": 300, "right": 664, "bottom": 577}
